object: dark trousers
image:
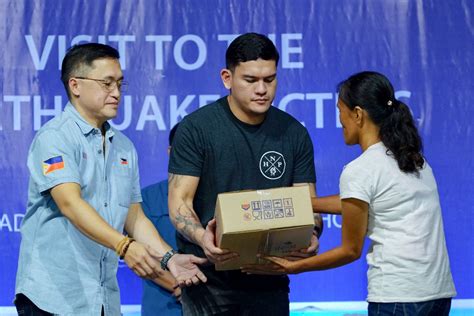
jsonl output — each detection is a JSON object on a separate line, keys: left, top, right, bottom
{"left": 15, "top": 294, "right": 106, "bottom": 316}
{"left": 368, "top": 298, "right": 452, "bottom": 316}
{"left": 14, "top": 294, "right": 53, "bottom": 316}
{"left": 181, "top": 283, "right": 289, "bottom": 316}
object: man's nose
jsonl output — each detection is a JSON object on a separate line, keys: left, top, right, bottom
{"left": 255, "top": 80, "right": 267, "bottom": 94}
{"left": 110, "top": 83, "right": 121, "bottom": 98}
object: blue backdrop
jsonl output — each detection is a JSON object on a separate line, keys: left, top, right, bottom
{"left": 1, "top": 0, "right": 473, "bottom": 306}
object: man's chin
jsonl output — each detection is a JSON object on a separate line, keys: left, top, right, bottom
{"left": 252, "top": 105, "right": 271, "bottom": 115}
{"left": 104, "top": 110, "right": 118, "bottom": 121}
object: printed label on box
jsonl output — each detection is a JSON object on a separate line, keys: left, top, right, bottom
{"left": 250, "top": 198, "right": 294, "bottom": 221}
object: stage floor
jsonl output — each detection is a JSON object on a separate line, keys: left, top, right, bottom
{"left": 1, "top": 300, "right": 473, "bottom": 315}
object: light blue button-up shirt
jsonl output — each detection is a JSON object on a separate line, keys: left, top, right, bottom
{"left": 16, "top": 104, "right": 142, "bottom": 315}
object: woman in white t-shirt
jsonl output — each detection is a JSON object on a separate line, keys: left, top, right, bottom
{"left": 243, "top": 71, "right": 456, "bottom": 315}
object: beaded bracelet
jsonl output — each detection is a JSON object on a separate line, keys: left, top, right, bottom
{"left": 115, "top": 236, "right": 135, "bottom": 259}
{"left": 120, "top": 238, "right": 135, "bottom": 260}
{"left": 115, "top": 236, "right": 130, "bottom": 256}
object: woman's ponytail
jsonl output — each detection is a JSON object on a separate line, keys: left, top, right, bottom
{"left": 379, "top": 100, "right": 424, "bottom": 173}
{"left": 338, "top": 71, "right": 424, "bottom": 174}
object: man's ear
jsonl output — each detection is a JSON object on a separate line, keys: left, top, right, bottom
{"left": 69, "top": 78, "right": 80, "bottom": 97}
{"left": 220, "top": 69, "right": 232, "bottom": 90}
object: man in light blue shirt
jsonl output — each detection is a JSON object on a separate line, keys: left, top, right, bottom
{"left": 15, "top": 43, "right": 207, "bottom": 316}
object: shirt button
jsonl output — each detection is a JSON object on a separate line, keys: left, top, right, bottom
{"left": 104, "top": 202, "right": 108, "bottom": 207}
{"left": 98, "top": 149, "right": 102, "bottom": 154}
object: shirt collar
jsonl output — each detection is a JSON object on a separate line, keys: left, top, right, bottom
{"left": 64, "top": 103, "right": 115, "bottom": 138}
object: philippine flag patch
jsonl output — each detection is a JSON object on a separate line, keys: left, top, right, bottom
{"left": 120, "top": 158, "right": 128, "bottom": 165}
{"left": 42, "top": 155, "right": 65, "bottom": 175}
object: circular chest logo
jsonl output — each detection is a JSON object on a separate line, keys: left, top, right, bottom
{"left": 259, "top": 151, "right": 286, "bottom": 180}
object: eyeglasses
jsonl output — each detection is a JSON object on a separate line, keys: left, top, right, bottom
{"left": 74, "top": 77, "right": 128, "bottom": 92}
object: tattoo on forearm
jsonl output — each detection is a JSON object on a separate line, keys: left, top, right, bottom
{"left": 169, "top": 173, "right": 203, "bottom": 243}
{"left": 173, "top": 204, "right": 202, "bottom": 243}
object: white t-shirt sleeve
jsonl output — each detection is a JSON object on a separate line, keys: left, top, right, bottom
{"left": 339, "top": 161, "right": 373, "bottom": 204}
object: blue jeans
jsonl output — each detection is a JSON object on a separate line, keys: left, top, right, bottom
{"left": 368, "top": 298, "right": 451, "bottom": 316}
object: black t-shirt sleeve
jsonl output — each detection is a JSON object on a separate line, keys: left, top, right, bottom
{"left": 168, "top": 118, "right": 204, "bottom": 177}
{"left": 292, "top": 127, "right": 316, "bottom": 184}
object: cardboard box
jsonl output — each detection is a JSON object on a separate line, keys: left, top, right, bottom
{"left": 214, "top": 185, "right": 314, "bottom": 271}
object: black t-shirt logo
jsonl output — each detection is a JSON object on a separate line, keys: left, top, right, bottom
{"left": 259, "top": 151, "right": 286, "bottom": 180}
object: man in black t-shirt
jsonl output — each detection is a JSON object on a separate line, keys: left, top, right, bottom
{"left": 168, "top": 32, "right": 323, "bottom": 315}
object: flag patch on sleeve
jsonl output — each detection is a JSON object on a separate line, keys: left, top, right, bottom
{"left": 42, "top": 155, "right": 65, "bottom": 175}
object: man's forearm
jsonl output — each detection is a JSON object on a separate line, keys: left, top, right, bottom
{"left": 168, "top": 173, "right": 205, "bottom": 247}
{"left": 125, "top": 204, "right": 172, "bottom": 256}
{"left": 171, "top": 202, "right": 205, "bottom": 246}
{"left": 51, "top": 183, "right": 124, "bottom": 251}
{"left": 152, "top": 270, "right": 177, "bottom": 292}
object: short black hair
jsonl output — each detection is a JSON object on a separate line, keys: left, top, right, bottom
{"left": 169, "top": 123, "right": 180, "bottom": 146}
{"left": 61, "top": 43, "right": 120, "bottom": 99}
{"left": 226, "top": 33, "right": 279, "bottom": 72}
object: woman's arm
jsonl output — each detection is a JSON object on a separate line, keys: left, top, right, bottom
{"left": 242, "top": 197, "right": 368, "bottom": 274}
{"left": 312, "top": 194, "right": 342, "bottom": 215}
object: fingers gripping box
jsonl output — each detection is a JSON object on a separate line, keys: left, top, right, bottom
{"left": 214, "top": 186, "right": 314, "bottom": 271}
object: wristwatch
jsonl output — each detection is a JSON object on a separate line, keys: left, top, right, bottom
{"left": 160, "top": 249, "right": 177, "bottom": 271}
